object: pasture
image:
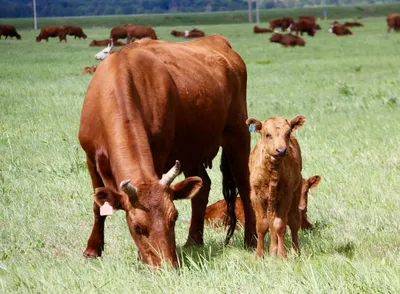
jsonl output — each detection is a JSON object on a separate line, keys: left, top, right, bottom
{"left": 1, "top": 16, "right": 400, "bottom": 293}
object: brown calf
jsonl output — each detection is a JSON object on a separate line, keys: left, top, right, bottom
{"left": 269, "top": 17, "right": 294, "bottom": 31}
{"left": 329, "top": 24, "right": 352, "bottom": 36}
{"left": 246, "top": 115, "right": 305, "bottom": 258}
{"left": 288, "top": 19, "right": 317, "bottom": 36}
{"left": 36, "top": 26, "right": 67, "bottom": 42}
{"left": 0, "top": 25, "right": 21, "bottom": 40}
{"left": 63, "top": 25, "right": 87, "bottom": 39}
{"left": 204, "top": 175, "right": 321, "bottom": 230}
{"left": 254, "top": 26, "right": 273, "bottom": 33}
{"left": 126, "top": 26, "right": 158, "bottom": 43}
{"left": 387, "top": 14, "right": 400, "bottom": 32}
{"left": 343, "top": 22, "right": 364, "bottom": 27}
{"left": 109, "top": 26, "right": 129, "bottom": 42}
{"left": 81, "top": 65, "right": 98, "bottom": 75}
{"left": 89, "top": 39, "right": 125, "bottom": 46}
{"left": 171, "top": 29, "right": 205, "bottom": 38}
{"left": 269, "top": 33, "right": 305, "bottom": 47}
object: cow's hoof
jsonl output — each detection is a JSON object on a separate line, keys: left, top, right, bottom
{"left": 83, "top": 248, "right": 101, "bottom": 258}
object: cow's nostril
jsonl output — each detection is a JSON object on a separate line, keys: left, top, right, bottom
{"left": 276, "top": 148, "right": 288, "bottom": 155}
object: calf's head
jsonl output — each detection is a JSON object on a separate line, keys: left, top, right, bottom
{"left": 246, "top": 115, "right": 306, "bottom": 158}
{"left": 93, "top": 161, "right": 202, "bottom": 268}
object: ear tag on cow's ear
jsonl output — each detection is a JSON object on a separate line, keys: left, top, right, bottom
{"left": 249, "top": 123, "right": 256, "bottom": 133}
{"left": 100, "top": 201, "right": 114, "bottom": 216}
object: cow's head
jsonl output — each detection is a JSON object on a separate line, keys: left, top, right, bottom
{"left": 94, "top": 161, "right": 202, "bottom": 268}
{"left": 36, "top": 36, "right": 41, "bottom": 42}
{"left": 299, "top": 175, "right": 322, "bottom": 211}
{"left": 83, "top": 34, "right": 88, "bottom": 40}
{"left": 269, "top": 32, "right": 282, "bottom": 43}
{"left": 95, "top": 40, "right": 114, "bottom": 60}
{"left": 246, "top": 115, "right": 306, "bottom": 158}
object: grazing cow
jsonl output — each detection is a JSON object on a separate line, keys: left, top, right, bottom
{"left": 79, "top": 35, "right": 257, "bottom": 267}
{"left": 269, "top": 17, "right": 294, "bottom": 31}
{"left": 110, "top": 26, "right": 129, "bottom": 42}
{"left": 299, "top": 15, "right": 316, "bottom": 23}
{"left": 94, "top": 41, "right": 116, "bottom": 60}
{"left": 269, "top": 33, "right": 305, "bottom": 47}
{"left": 0, "top": 25, "right": 21, "bottom": 40}
{"left": 246, "top": 115, "right": 305, "bottom": 257}
{"left": 299, "top": 175, "right": 322, "bottom": 230}
{"left": 329, "top": 24, "right": 352, "bottom": 36}
{"left": 63, "top": 25, "right": 87, "bottom": 39}
{"left": 387, "top": 14, "right": 400, "bottom": 32}
{"left": 36, "top": 26, "right": 67, "bottom": 42}
{"left": 81, "top": 65, "right": 98, "bottom": 75}
{"left": 89, "top": 39, "right": 125, "bottom": 46}
{"left": 126, "top": 26, "right": 158, "bottom": 43}
{"left": 204, "top": 175, "right": 322, "bottom": 230}
{"left": 343, "top": 22, "right": 364, "bottom": 27}
{"left": 288, "top": 19, "right": 317, "bottom": 36}
{"left": 254, "top": 26, "right": 273, "bottom": 34}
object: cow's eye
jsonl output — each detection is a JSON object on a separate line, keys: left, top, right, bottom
{"left": 134, "top": 224, "right": 146, "bottom": 235}
{"left": 266, "top": 133, "right": 272, "bottom": 139}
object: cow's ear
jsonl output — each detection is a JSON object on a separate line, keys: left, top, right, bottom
{"left": 307, "top": 175, "right": 321, "bottom": 189}
{"left": 246, "top": 118, "right": 262, "bottom": 133}
{"left": 289, "top": 115, "right": 306, "bottom": 131}
{"left": 170, "top": 177, "right": 203, "bottom": 200}
{"left": 94, "top": 187, "right": 124, "bottom": 214}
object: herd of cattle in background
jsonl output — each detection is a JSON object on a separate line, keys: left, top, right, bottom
{"left": 1, "top": 12, "right": 400, "bottom": 268}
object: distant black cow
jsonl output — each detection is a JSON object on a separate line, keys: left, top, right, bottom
{"left": 0, "top": 25, "right": 21, "bottom": 40}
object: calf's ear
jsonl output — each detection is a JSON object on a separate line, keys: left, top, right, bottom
{"left": 289, "top": 115, "right": 306, "bottom": 130}
{"left": 94, "top": 187, "right": 124, "bottom": 214}
{"left": 171, "top": 177, "right": 203, "bottom": 200}
{"left": 307, "top": 175, "right": 322, "bottom": 189}
{"left": 246, "top": 118, "right": 262, "bottom": 133}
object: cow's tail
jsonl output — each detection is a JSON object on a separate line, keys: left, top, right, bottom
{"left": 220, "top": 149, "right": 237, "bottom": 245}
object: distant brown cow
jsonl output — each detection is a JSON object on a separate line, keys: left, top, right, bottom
{"left": 343, "top": 22, "right": 363, "bottom": 27}
{"left": 126, "top": 26, "right": 158, "bottom": 43}
{"left": 110, "top": 26, "right": 128, "bottom": 42}
{"left": 247, "top": 115, "right": 306, "bottom": 257}
{"left": 0, "top": 24, "right": 21, "bottom": 40}
{"left": 288, "top": 19, "right": 317, "bottom": 36}
{"left": 171, "top": 29, "right": 205, "bottom": 38}
{"left": 63, "top": 25, "right": 87, "bottom": 39}
{"left": 81, "top": 65, "right": 98, "bottom": 75}
{"left": 254, "top": 26, "right": 273, "bottom": 33}
{"left": 36, "top": 26, "right": 67, "bottom": 42}
{"left": 89, "top": 39, "right": 125, "bottom": 46}
{"left": 387, "top": 14, "right": 400, "bottom": 32}
{"left": 204, "top": 175, "right": 322, "bottom": 230}
{"left": 269, "top": 33, "right": 305, "bottom": 47}
{"left": 329, "top": 24, "right": 352, "bottom": 36}
{"left": 269, "top": 17, "right": 294, "bottom": 31}
{"left": 299, "top": 15, "right": 316, "bottom": 23}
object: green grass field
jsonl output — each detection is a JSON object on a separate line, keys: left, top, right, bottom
{"left": 1, "top": 16, "right": 400, "bottom": 293}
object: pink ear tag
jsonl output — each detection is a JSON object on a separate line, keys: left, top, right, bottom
{"left": 100, "top": 201, "right": 114, "bottom": 216}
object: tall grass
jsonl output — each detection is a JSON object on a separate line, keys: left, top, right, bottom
{"left": 1, "top": 17, "right": 400, "bottom": 293}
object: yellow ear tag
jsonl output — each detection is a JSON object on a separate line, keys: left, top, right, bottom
{"left": 100, "top": 201, "right": 114, "bottom": 216}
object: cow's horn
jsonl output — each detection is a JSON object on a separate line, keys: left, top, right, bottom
{"left": 160, "top": 160, "right": 181, "bottom": 185}
{"left": 120, "top": 179, "right": 137, "bottom": 198}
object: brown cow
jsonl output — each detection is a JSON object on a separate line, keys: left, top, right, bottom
{"left": 269, "top": 17, "right": 294, "bottom": 31}
{"left": 204, "top": 175, "right": 322, "bottom": 230}
{"left": 254, "top": 26, "right": 273, "bottom": 34}
{"left": 299, "top": 175, "right": 322, "bottom": 230}
{"left": 170, "top": 28, "right": 205, "bottom": 38}
{"left": 79, "top": 35, "right": 256, "bottom": 268}
{"left": 126, "top": 26, "right": 158, "bottom": 43}
{"left": 343, "top": 22, "right": 363, "bottom": 27}
{"left": 89, "top": 39, "right": 125, "bottom": 46}
{"left": 0, "top": 24, "right": 21, "bottom": 40}
{"left": 246, "top": 115, "right": 305, "bottom": 257}
{"left": 110, "top": 26, "right": 129, "bottom": 42}
{"left": 36, "top": 26, "right": 67, "bottom": 42}
{"left": 299, "top": 15, "right": 316, "bottom": 23}
{"left": 288, "top": 19, "right": 317, "bottom": 36}
{"left": 329, "top": 24, "right": 352, "bottom": 35}
{"left": 63, "top": 25, "right": 87, "bottom": 39}
{"left": 81, "top": 65, "right": 98, "bottom": 75}
{"left": 387, "top": 14, "right": 400, "bottom": 32}
{"left": 269, "top": 33, "right": 305, "bottom": 47}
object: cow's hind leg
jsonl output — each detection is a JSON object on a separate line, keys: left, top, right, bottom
{"left": 83, "top": 157, "right": 107, "bottom": 258}
{"left": 223, "top": 133, "right": 257, "bottom": 248}
{"left": 185, "top": 165, "right": 211, "bottom": 246}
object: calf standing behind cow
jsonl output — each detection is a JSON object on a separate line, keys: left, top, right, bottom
{"left": 110, "top": 25, "right": 157, "bottom": 43}
{"left": 63, "top": 25, "right": 87, "bottom": 39}
{"left": 79, "top": 35, "right": 256, "bottom": 268}
{"left": 246, "top": 115, "right": 305, "bottom": 258}
{"left": 36, "top": 26, "right": 67, "bottom": 42}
